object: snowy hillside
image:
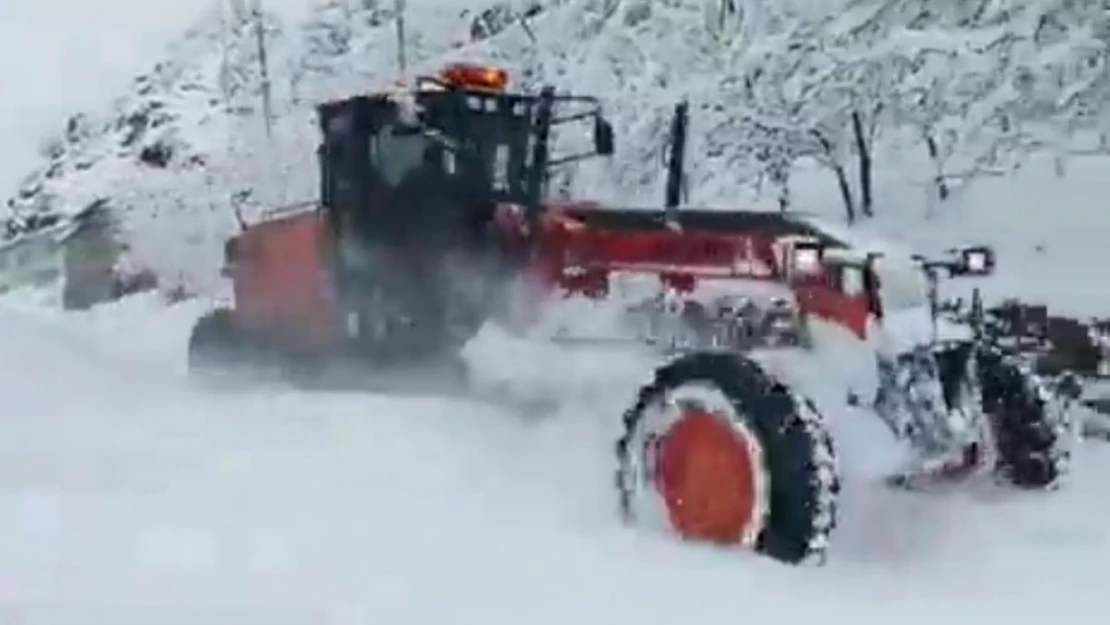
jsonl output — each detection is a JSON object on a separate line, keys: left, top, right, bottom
{"left": 3, "top": 0, "right": 468, "bottom": 290}
{"left": 0, "top": 0, "right": 220, "bottom": 195}
{"left": 6, "top": 0, "right": 1109, "bottom": 295}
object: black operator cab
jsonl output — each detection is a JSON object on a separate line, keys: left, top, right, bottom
{"left": 311, "top": 63, "right": 614, "bottom": 360}
{"left": 315, "top": 62, "right": 614, "bottom": 259}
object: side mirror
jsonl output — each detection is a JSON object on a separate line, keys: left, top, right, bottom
{"left": 594, "top": 116, "right": 614, "bottom": 156}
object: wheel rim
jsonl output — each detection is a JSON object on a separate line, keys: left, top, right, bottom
{"left": 625, "top": 384, "right": 768, "bottom": 549}
{"left": 657, "top": 406, "right": 761, "bottom": 544}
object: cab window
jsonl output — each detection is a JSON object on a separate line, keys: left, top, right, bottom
{"left": 369, "top": 127, "right": 429, "bottom": 187}
{"left": 321, "top": 108, "right": 362, "bottom": 209}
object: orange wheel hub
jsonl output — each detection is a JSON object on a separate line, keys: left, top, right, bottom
{"left": 656, "top": 409, "right": 760, "bottom": 545}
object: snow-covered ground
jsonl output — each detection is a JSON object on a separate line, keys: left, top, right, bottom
{"left": 6, "top": 0, "right": 1110, "bottom": 620}
{"left": 7, "top": 154, "right": 1110, "bottom": 618}
{"left": 4, "top": 287, "right": 1110, "bottom": 623}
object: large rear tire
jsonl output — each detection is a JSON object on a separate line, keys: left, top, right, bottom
{"left": 616, "top": 351, "right": 840, "bottom": 565}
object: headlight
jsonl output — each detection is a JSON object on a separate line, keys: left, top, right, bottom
{"left": 794, "top": 246, "right": 821, "bottom": 273}
{"left": 965, "top": 251, "right": 986, "bottom": 272}
{"left": 957, "top": 245, "right": 994, "bottom": 275}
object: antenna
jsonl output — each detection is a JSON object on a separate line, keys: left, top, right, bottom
{"left": 394, "top": 0, "right": 408, "bottom": 81}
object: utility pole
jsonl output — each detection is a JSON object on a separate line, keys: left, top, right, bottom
{"left": 252, "top": 0, "right": 274, "bottom": 140}
{"left": 395, "top": 0, "right": 408, "bottom": 81}
{"left": 217, "top": 0, "right": 247, "bottom": 229}
{"left": 249, "top": 0, "right": 286, "bottom": 207}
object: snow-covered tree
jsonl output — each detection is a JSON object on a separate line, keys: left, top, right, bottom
{"left": 758, "top": 0, "right": 1109, "bottom": 216}
{"left": 10, "top": 0, "right": 1110, "bottom": 282}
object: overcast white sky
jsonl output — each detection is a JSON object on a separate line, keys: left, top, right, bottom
{"left": 0, "top": 0, "right": 221, "bottom": 196}
{"left": 0, "top": 0, "right": 324, "bottom": 200}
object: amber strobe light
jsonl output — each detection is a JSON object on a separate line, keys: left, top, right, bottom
{"left": 440, "top": 63, "right": 509, "bottom": 92}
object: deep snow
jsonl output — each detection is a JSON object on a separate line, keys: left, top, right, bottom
{"left": 5, "top": 0, "right": 1110, "bottom": 620}
{"left": 4, "top": 286, "right": 1110, "bottom": 623}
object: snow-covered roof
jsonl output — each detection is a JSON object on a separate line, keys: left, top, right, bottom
{"left": 793, "top": 214, "right": 913, "bottom": 257}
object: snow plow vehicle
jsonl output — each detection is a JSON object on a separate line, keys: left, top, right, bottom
{"left": 188, "top": 64, "right": 1073, "bottom": 567}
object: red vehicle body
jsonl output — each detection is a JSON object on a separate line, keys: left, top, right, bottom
{"left": 531, "top": 206, "right": 875, "bottom": 340}
{"left": 225, "top": 206, "right": 333, "bottom": 351}
{"left": 222, "top": 198, "right": 877, "bottom": 357}
{"left": 192, "top": 63, "right": 1043, "bottom": 571}
{"left": 196, "top": 58, "right": 881, "bottom": 367}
